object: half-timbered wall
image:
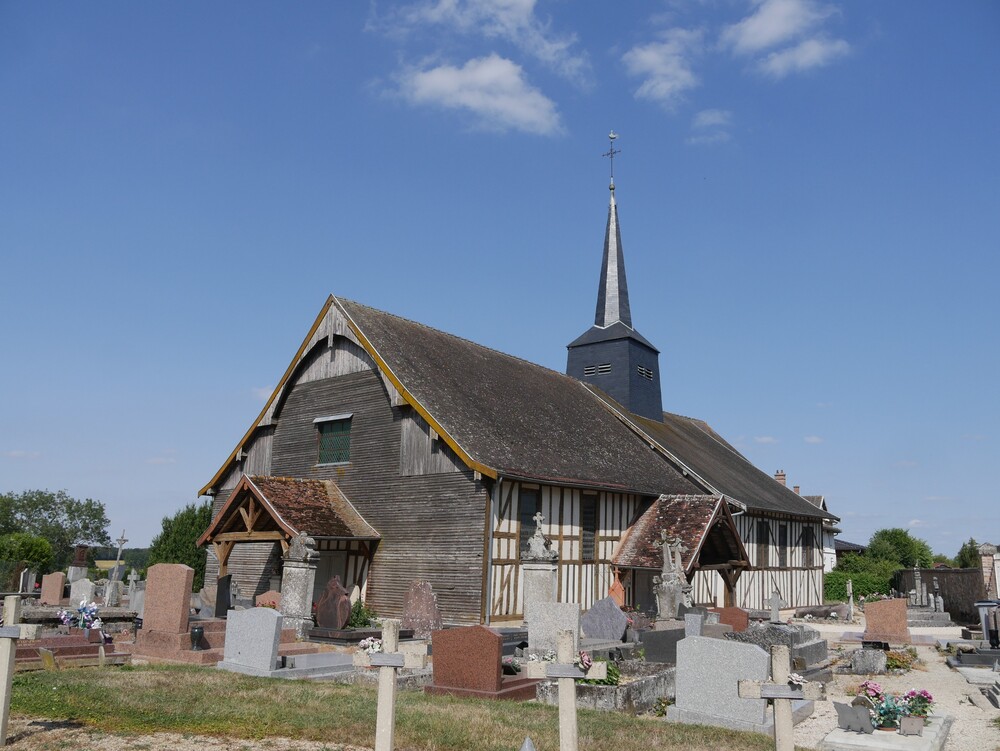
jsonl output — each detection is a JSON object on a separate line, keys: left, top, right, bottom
{"left": 691, "top": 511, "right": 824, "bottom": 609}
{"left": 488, "top": 479, "right": 644, "bottom": 620}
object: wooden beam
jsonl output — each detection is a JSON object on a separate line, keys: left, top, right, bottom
{"left": 212, "top": 531, "right": 287, "bottom": 543}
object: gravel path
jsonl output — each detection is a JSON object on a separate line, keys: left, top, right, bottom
{"left": 793, "top": 624, "right": 1000, "bottom": 750}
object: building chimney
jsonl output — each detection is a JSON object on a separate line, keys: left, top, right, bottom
{"left": 774, "top": 470, "right": 786, "bottom": 486}
{"left": 793, "top": 485, "right": 800, "bottom": 495}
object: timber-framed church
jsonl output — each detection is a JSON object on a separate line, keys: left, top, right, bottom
{"left": 198, "top": 174, "right": 837, "bottom": 625}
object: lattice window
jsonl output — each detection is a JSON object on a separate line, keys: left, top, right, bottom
{"left": 315, "top": 414, "right": 352, "bottom": 464}
{"left": 756, "top": 520, "right": 771, "bottom": 569}
{"left": 581, "top": 494, "right": 598, "bottom": 561}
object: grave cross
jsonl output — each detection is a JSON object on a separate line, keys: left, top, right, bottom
{"left": 353, "top": 618, "right": 427, "bottom": 751}
{"left": 738, "top": 645, "right": 825, "bottom": 751}
{"left": 768, "top": 589, "right": 787, "bottom": 624}
{"left": 525, "top": 630, "right": 607, "bottom": 751}
{"left": 0, "top": 597, "right": 23, "bottom": 747}
{"left": 113, "top": 529, "right": 128, "bottom": 569}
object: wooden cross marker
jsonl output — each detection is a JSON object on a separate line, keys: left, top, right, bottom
{"left": 525, "top": 630, "right": 607, "bottom": 751}
{"left": 0, "top": 597, "right": 23, "bottom": 747}
{"left": 352, "top": 618, "right": 427, "bottom": 751}
{"left": 739, "top": 645, "right": 825, "bottom": 751}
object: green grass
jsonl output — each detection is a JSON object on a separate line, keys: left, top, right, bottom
{"left": 9, "top": 664, "right": 782, "bottom": 751}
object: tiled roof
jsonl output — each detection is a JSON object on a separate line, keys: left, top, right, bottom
{"left": 249, "top": 476, "right": 379, "bottom": 539}
{"left": 613, "top": 494, "right": 747, "bottom": 571}
{"left": 338, "top": 298, "right": 700, "bottom": 496}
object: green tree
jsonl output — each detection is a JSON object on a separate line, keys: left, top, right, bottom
{"left": 0, "top": 490, "right": 111, "bottom": 570}
{"left": 146, "top": 501, "right": 213, "bottom": 591}
{"left": 955, "top": 538, "right": 981, "bottom": 569}
{"left": 867, "top": 528, "right": 934, "bottom": 568}
{"left": 0, "top": 533, "right": 53, "bottom": 571}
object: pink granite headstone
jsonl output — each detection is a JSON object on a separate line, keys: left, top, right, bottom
{"left": 315, "top": 575, "right": 351, "bottom": 629}
{"left": 255, "top": 590, "right": 282, "bottom": 609}
{"left": 709, "top": 606, "right": 750, "bottom": 633}
{"left": 431, "top": 625, "right": 503, "bottom": 693}
{"left": 39, "top": 572, "right": 66, "bottom": 605}
{"left": 142, "top": 563, "right": 195, "bottom": 634}
{"left": 862, "top": 598, "right": 911, "bottom": 644}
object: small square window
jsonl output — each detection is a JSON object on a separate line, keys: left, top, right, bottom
{"left": 315, "top": 415, "right": 352, "bottom": 464}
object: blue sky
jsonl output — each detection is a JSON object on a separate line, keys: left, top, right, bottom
{"left": 2, "top": 1, "right": 998, "bottom": 552}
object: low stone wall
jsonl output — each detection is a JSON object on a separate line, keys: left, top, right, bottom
{"left": 535, "top": 662, "right": 675, "bottom": 714}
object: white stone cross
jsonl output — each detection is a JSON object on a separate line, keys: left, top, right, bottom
{"left": 524, "top": 630, "right": 607, "bottom": 751}
{"left": 352, "top": 618, "right": 427, "bottom": 751}
{"left": 0, "top": 597, "right": 23, "bottom": 747}
{"left": 768, "top": 589, "right": 787, "bottom": 623}
{"left": 739, "top": 645, "right": 825, "bottom": 751}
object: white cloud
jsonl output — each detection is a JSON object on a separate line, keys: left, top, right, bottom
{"left": 907, "top": 519, "right": 925, "bottom": 528}
{"left": 804, "top": 435, "right": 823, "bottom": 444}
{"left": 380, "top": 0, "right": 589, "bottom": 84}
{"left": 252, "top": 386, "right": 273, "bottom": 401}
{"left": 693, "top": 108, "right": 732, "bottom": 129}
{"left": 622, "top": 28, "right": 703, "bottom": 109}
{"left": 688, "top": 108, "right": 732, "bottom": 145}
{"left": 2, "top": 450, "right": 41, "bottom": 459}
{"left": 396, "top": 54, "right": 562, "bottom": 135}
{"left": 757, "top": 36, "right": 849, "bottom": 78}
{"left": 754, "top": 435, "right": 778, "bottom": 444}
{"left": 721, "top": 0, "right": 836, "bottom": 55}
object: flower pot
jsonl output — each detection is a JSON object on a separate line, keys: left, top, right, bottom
{"left": 876, "top": 725, "right": 897, "bottom": 732}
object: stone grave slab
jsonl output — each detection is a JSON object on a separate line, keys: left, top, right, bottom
{"left": 69, "top": 578, "right": 95, "bottom": 605}
{"left": 142, "top": 563, "right": 194, "bottom": 634}
{"left": 401, "top": 580, "right": 443, "bottom": 639}
{"left": 581, "top": 596, "right": 628, "bottom": 642}
{"left": 818, "top": 714, "right": 952, "bottom": 751}
{"left": 862, "top": 599, "right": 911, "bottom": 644}
{"left": 640, "top": 623, "right": 685, "bottom": 663}
{"left": 315, "top": 576, "right": 352, "bottom": 630}
{"left": 39, "top": 573, "right": 66, "bottom": 605}
{"left": 528, "top": 602, "right": 579, "bottom": 654}
{"left": 667, "top": 635, "right": 775, "bottom": 733}
{"left": 709, "top": 606, "right": 750, "bottom": 633}
{"left": 426, "top": 625, "right": 539, "bottom": 700}
{"left": 217, "top": 607, "right": 283, "bottom": 677}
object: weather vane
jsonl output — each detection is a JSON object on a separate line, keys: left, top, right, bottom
{"left": 603, "top": 130, "right": 620, "bottom": 188}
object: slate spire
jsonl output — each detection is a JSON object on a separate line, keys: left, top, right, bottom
{"left": 594, "top": 184, "right": 632, "bottom": 329}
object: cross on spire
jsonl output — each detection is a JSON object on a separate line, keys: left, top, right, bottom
{"left": 602, "top": 130, "right": 620, "bottom": 189}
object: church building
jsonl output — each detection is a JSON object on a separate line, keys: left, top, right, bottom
{"left": 197, "top": 166, "right": 836, "bottom": 624}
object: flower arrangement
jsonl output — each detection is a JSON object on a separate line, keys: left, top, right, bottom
{"left": 574, "top": 651, "right": 593, "bottom": 671}
{"left": 856, "top": 682, "right": 935, "bottom": 729}
{"left": 502, "top": 655, "right": 521, "bottom": 674}
{"left": 901, "top": 689, "right": 934, "bottom": 717}
{"left": 57, "top": 600, "right": 102, "bottom": 630}
{"left": 357, "top": 637, "right": 382, "bottom": 654}
{"left": 788, "top": 672, "right": 806, "bottom": 687}
{"left": 258, "top": 600, "right": 278, "bottom": 610}
{"left": 528, "top": 650, "right": 557, "bottom": 663}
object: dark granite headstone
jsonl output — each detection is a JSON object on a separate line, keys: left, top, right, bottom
{"left": 315, "top": 575, "right": 352, "bottom": 630}
{"left": 72, "top": 545, "right": 89, "bottom": 567}
{"left": 640, "top": 624, "right": 686, "bottom": 663}
{"left": 215, "top": 574, "right": 234, "bottom": 620}
{"left": 581, "top": 596, "right": 629, "bottom": 641}
{"left": 401, "top": 580, "right": 443, "bottom": 639}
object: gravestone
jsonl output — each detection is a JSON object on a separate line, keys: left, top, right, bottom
{"left": 608, "top": 568, "right": 625, "bottom": 607}
{"left": 127, "top": 569, "right": 140, "bottom": 603}
{"left": 935, "top": 594, "right": 945, "bottom": 613}
{"left": 315, "top": 575, "right": 352, "bottom": 630}
{"left": 17, "top": 569, "right": 31, "bottom": 594}
{"left": 862, "top": 599, "right": 910, "bottom": 644}
{"left": 39, "top": 573, "right": 66, "bottom": 606}
{"left": 738, "top": 645, "right": 824, "bottom": 751}
{"left": 108, "top": 564, "right": 125, "bottom": 583}
{"left": 427, "top": 625, "right": 539, "bottom": 700}
{"left": 834, "top": 701, "right": 875, "bottom": 733}
{"left": 528, "top": 602, "right": 580, "bottom": 654}
{"left": 684, "top": 613, "right": 704, "bottom": 637}
{"left": 666, "top": 635, "right": 772, "bottom": 732}
{"left": 522, "top": 561, "right": 558, "bottom": 628}
{"left": 255, "top": 590, "right": 282, "bottom": 609}
{"left": 214, "top": 574, "right": 234, "bottom": 619}
{"left": 580, "top": 596, "right": 628, "bottom": 642}
{"left": 725, "top": 622, "right": 829, "bottom": 678}
{"left": 280, "top": 533, "right": 319, "bottom": 637}
{"left": 69, "top": 578, "right": 96, "bottom": 606}
{"left": 768, "top": 590, "right": 787, "bottom": 624}
{"left": 401, "top": 580, "right": 443, "bottom": 639}
{"left": 850, "top": 648, "right": 887, "bottom": 675}
{"left": 653, "top": 533, "right": 691, "bottom": 626}
{"left": 217, "top": 607, "right": 283, "bottom": 676}
{"left": 640, "top": 623, "right": 686, "bottom": 663}
{"left": 350, "top": 585, "right": 361, "bottom": 605}
{"left": 67, "top": 544, "right": 88, "bottom": 584}
{"left": 710, "top": 606, "right": 750, "bottom": 633}
{"left": 132, "top": 589, "right": 146, "bottom": 618}
{"left": 104, "top": 580, "right": 121, "bottom": 607}
{"left": 142, "top": 563, "right": 194, "bottom": 634}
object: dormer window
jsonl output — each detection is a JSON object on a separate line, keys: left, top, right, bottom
{"left": 314, "top": 413, "right": 353, "bottom": 465}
